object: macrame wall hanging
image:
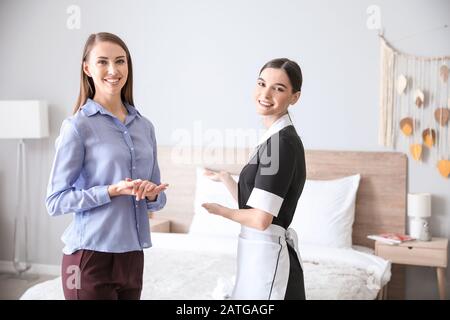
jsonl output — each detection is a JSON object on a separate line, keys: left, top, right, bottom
{"left": 378, "top": 36, "right": 450, "bottom": 178}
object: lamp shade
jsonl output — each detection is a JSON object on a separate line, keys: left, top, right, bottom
{"left": 407, "top": 193, "right": 431, "bottom": 218}
{"left": 0, "top": 100, "right": 49, "bottom": 139}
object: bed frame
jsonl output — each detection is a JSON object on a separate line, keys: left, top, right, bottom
{"left": 153, "top": 146, "right": 408, "bottom": 299}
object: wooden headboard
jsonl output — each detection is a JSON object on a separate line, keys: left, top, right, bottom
{"left": 155, "top": 147, "right": 407, "bottom": 247}
{"left": 304, "top": 150, "right": 407, "bottom": 248}
{"left": 154, "top": 146, "right": 408, "bottom": 299}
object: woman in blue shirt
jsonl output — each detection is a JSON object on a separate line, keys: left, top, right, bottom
{"left": 46, "top": 32, "right": 168, "bottom": 300}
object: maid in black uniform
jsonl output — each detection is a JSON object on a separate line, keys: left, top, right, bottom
{"left": 202, "top": 58, "right": 306, "bottom": 300}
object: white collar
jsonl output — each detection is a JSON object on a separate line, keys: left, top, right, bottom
{"left": 257, "top": 113, "right": 293, "bottom": 146}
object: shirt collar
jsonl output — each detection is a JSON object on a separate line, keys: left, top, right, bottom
{"left": 124, "top": 102, "right": 141, "bottom": 119}
{"left": 257, "top": 113, "right": 293, "bottom": 146}
{"left": 81, "top": 98, "right": 141, "bottom": 119}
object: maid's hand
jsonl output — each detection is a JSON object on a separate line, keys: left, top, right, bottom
{"left": 202, "top": 203, "right": 227, "bottom": 216}
{"left": 203, "top": 168, "right": 229, "bottom": 182}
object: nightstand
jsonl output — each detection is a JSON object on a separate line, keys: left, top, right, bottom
{"left": 149, "top": 217, "right": 171, "bottom": 233}
{"left": 375, "top": 237, "right": 448, "bottom": 300}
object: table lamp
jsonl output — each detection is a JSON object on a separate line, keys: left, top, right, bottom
{"left": 407, "top": 193, "right": 432, "bottom": 241}
{"left": 0, "top": 100, "right": 49, "bottom": 275}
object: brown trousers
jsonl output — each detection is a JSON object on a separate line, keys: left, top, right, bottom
{"left": 61, "top": 249, "right": 144, "bottom": 300}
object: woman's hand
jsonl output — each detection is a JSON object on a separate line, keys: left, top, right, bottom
{"left": 130, "top": 178, "right": 169, "bottom": 201}
{"left": 107, "top": 179, "right": 137, "bottom": 197}
{"left": 203, "top": 168, "right": 229, "bottom": 182}
{"left": 108, "top": 178, "right": 168, "bottom": 200}
{"left": 201, "top": 203, "right": 228, "bottom": 217}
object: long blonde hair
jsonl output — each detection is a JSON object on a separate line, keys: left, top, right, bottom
{"left": 73, "top": 32, "right": 134, "bottom": 114}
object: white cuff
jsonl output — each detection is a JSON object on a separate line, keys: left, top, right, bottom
{"left": 246, "top": 188, "right": 283, "bottom": 217}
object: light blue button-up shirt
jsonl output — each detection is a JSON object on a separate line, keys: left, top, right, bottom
{"left": 46, "top": 98, "right": 166, "bottom": 254}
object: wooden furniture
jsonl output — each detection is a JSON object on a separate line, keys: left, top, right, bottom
{"left": 375, "top": 237, "right": 448, "bottom": 300}
{"left": 155, "top": 147, "right": 408, "bottom": 298}
{"left": 149, "top": 217, "right": 171, "bottom": 233}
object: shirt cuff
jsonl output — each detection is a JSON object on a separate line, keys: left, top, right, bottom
{"left": 146, "top": 191, "right": 167, "bottom": 212}
{"left": 96, "top": 185, "right": 112, "bottom": 206}
{"left": 246, "top": 187, "right": 283, "bottom": 217}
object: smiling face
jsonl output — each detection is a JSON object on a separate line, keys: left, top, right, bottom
{"left": 83, "top": 41, "right": 128, "bottom": 99}
{"left": 253, "top": 67, "right": 300, "bottom": 118}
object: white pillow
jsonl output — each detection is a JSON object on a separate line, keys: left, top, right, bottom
{"left": 290, "top": 174, "right": 361, "bottom": 248}
{"left": 189, "top": 167, "right": 241, "bottom": 238}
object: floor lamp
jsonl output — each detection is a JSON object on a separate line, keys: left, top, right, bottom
{"left": 0, "top": 100, "right": 49, "bottom": 276}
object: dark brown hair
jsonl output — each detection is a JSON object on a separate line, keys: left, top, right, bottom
{"left": 73, "top": 32, "right": 134, "bottom": 114}
{"left": 259, "top": 58, "right": 303, "bottom": 93}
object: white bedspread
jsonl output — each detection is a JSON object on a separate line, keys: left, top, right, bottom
{"left": 20, "top": 233, "right": 390, "bottom": 300}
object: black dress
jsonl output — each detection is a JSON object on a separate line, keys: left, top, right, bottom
{"left": 233, "top": 120, "right": 306, "bottom": 300}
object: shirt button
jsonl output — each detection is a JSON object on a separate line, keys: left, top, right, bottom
{"left": 135, "top": 204, "right": 138, "bottom": 208}
{"left": 133, "top": 166, "right": 136, "bottom": 169}
{"left": 143, "top": 242, "right": 148, "bottom": 246}
{"left": 124, "top": 131, "right": 128, "bottom": 134}
{"left": 131, "top": 147, "right": 134, "bottom": 151}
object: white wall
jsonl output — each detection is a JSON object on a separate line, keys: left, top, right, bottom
{"left": 0, "top": 0, "right": 448, "bottom": 299}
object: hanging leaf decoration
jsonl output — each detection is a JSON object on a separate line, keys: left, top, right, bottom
{"left": 434, "top": 108, "right": 450, "bottom": 126}
{"left": 400, "top": 117, "right": 413, "bottom": 137}
{"left": 437, "top": 160, "right": 450, "bottom": 178}
{"left": 396, "top": 74, "right": 407, "bottom": 94}
{"left": 422, "top": 128, "right": 436, "bottom": 148}
{"left": 378, "top": 37, "right": 450, "bottom": 178}
{"left": 414, "top": 89, "right": 425, "bottom": 107}
{"left": 400, "top": 117, "right": 414, "bottom": 136}
{"left": 440, "top": 65, "right": 449, "bottom": 83}
{"left": 410, "top": 144, "right": 422, "bottom": 161}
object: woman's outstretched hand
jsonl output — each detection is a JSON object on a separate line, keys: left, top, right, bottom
{"left": 202, "top": 203, "right": 228, "bottom": 217}
{"left": 203, "top": 168, "right": 229, "bottom": 182}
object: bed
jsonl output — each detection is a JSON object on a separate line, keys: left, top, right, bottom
{"left": 21, "top": 147, "right": 407, "bottom": 300}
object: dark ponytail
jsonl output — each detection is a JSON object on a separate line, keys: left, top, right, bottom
{"left": 259, "top": 58, "right": 302, "bottom": 93}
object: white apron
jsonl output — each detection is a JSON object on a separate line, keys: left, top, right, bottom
{"left": 231, "top": 224, "right": 303, "bottom": 300}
